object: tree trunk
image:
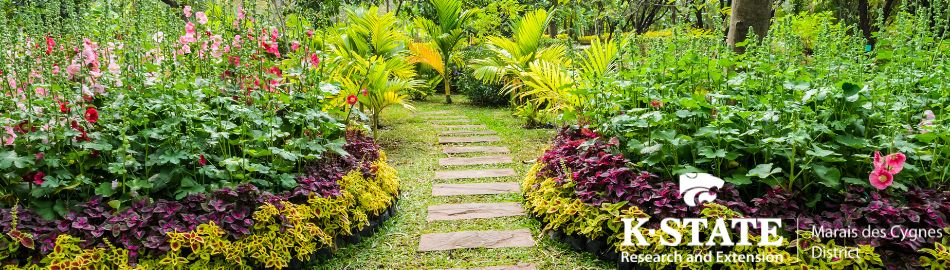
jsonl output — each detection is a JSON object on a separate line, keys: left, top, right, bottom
{"left": 444, "top": 68, "right": 453, "bottom": 104}
{"left": 726, "top": 0, "right": 772, "bottom": 53}
{"left": 857, "top": 0, "right": 874, "bottom": 47}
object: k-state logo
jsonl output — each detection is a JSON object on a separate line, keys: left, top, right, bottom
{"left": 678, "top": 173, "right": 724, "bottom": 207}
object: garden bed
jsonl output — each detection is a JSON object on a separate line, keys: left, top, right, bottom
{"left": 522, "top": 127, "right": 950, "bottom": 269}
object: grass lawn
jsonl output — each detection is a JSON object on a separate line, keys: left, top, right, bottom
{"left": 317, "top": 95, "right": 612, "bottom": 269}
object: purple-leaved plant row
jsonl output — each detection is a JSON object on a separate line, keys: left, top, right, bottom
{"left": 0, "top": 130, "right": 381, "bottom": 264}
{"left": 536, "top": 126, "right": 950, "bottom": 267}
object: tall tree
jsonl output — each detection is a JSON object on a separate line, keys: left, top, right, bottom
{"left": 414, "top": 0, "right": 477, "bottom": 104}
{"left": 726, "top": 0, "right": 772, "bottom": 53}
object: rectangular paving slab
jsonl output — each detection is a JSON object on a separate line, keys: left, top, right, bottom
{"left": 439, "top": 130, "right": 497, "bottom": 136}
{"left": 427, "top": 202, "right": 524, "bottom": 221}
{"left": 432, "top": 182, "right": 521, "bottom": 196}
{"left": 417, "top": 229, "right": 536, "bottom": 251}
{"left": 432, "top": 119, "right": 473, "bottom": 124}
{"left": 443, "top": 146, "right": 510, "bottom": 154}
{"left": 439, "top": 136, "right": 501, "bottom": 144}
{"left": 439, "top": 156, "right": 512, "bottom": 166}
{"left": 434, "top": 124, "right": 487, "bottom": 129}
{"left": 434, "top": 168, "right": 517, "bottom": 180}
{"left": 443, "top": 264, "right": 537, "bottom": 270}
{"left": 420, "top": 110, "right": 452, "bottom": 115}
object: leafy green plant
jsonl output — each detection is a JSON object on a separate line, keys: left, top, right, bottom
{"left": 413, "top": 0, "right": 478, "bottom": 103}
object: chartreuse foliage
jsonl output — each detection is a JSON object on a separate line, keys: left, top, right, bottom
{"left": 2, "top": 155, "right": 399, "bottom": 270}
{"left": 522, "top": 162, "right": 886, "bottom": 269}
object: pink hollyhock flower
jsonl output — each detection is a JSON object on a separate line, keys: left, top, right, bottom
{"left": 361, "top": 88, "right": 368, "bottom": 96}
{"left": 108, "top": 61, "right": 120, "bottom": 74}
{"left": 6, "top": 75, "right": 16, "bottom": 89}
{"left": 35, "top": 87, "right": 47, "bottom": 97}
{"left": 237, "top": 6, "right": 246, "bottom": 20}
{"left": 232, "top": 35, "right": 242, "bottom": 48}
{"left": 45, "top": 36, "right": 55, "bottom": 55}
{"left": 270, "top": 28, "right": 279, "bottom": 41}
{"left": 183, "top": 6, "right": 192, "bottom": 17}
{"left": 35, "top": 152, "right": 44, "bottom": 160}
{"left": 291, "top": 41, "right": 300, "bottom": 51}
{"left": 81, "top": 39, "right": 99, "bottom": 67}
{"left": 66, "top": 63, "right": 81, "bottom": 79}
{"left": 196, "top": 12, "right": 208, "bottom": 24}
{"left": 307, "top": 29, "right": 314, "bottom": 38}
{"left": 869, "top": 168, "right": 893, "bottom": 190}
{"left": 51, "top": 64, "right": 60, "bottom": 75}
{"left": 884, "top": 152, "right": 906, "bottom": 174}
{"left": 873, "top": 151, "right": 905, "bottom": 174}
{"left": 268, "top": 66, "right": 282, "bottom": 77}
{"left": 198, "top": 154, "right": 208, "bottom": 166}
{"left": 3, "top": 126, "right": 15, "bottom": 145}
{"left": 180, "top": 44, "right": 192, "bottom": 55}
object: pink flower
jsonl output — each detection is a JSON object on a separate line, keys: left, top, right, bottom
{"left": 183, "top": 6, "right": 192, "bottom": 17}
{"left": 650, "top": 100, "right": 663, "bottom": 108}
{"left": 108, "top": 61, "right": 120, "bottom": 74}
{"left": 873, "top": 151, "right": 905, "bottom": 174}
{"left": 35, "top": 152, "right": 44, "bottom": 160}
{"left": 306, "top": 29, "right": 314, "bottom": 38}
{"left": 32, "top": 171, "right": 45, "bottom": 185}
{"left": 361, "top": 88, "right": 368, "bottom": 96}
{"left": 924, "top": 110, "right": 936, "bottom": 120}
{"left": 51, "top": 64, "right": 60, "bottom": 75}
{"left": 291, "top": 41, "right": 300, "bottom": 51}
{"left": 198, "top": 154, "right": 208, "bottom": 166}
{"left": 84, "top": 107, "right": 99, "bottom": 123}
{"left": 66, "top": 63, "right": 81, "bottom": 79}
{"left": 180, "top": 22, "right": 197, "bottom": 44}
{"left": 884, "top": 152, "right": 906, "bottom": 174}
{"left": 196, "top": 12, "right": 208, "bottom": 24}
{"left": 237, "top": 6, "right": 246, "bottom": 20}
{"left": 45, "top": 36, "right": 55, "bottom": 55}
{"left": 869, "top": 168, "right": 893, "bottom": 190}
{"left": 81, "top": 39, "right": 99, "bottom": 68}
{"left": 35, "top": 87, "right": 47, "bottom": 97}
{"left": 3, "top": 126, "right": 15, "bottom": 145}
{"left": 309, "top": 53, "right": 320, "bottom": 66}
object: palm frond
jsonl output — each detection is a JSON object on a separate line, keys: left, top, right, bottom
{"left": 408, "top": 42, "right": 445, "bottom": 75}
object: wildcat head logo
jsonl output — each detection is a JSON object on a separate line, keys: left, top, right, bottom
{"left": 678, "top": 173, "right": 725, "bottom": 207}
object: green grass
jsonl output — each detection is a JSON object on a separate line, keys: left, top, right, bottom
{"left": 317, "top": 95, "right": 612, "bottom": 270}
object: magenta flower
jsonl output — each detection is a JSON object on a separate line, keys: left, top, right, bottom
{"left": 183, "top": 6, "right": 192, "bottom": 17}
{"left": 884, "top": 152, "right": 906, "bottom": 174}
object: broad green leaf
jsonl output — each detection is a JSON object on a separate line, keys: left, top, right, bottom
{"left": 747, "top": 163, "right": 782, "bottom": 179}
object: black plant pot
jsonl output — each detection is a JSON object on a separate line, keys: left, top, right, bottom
{"left": 566, "top": 234, "right": 586, "bottom": 251}
{"left": 586, "top": 238, "right": 607, "bottom": 256}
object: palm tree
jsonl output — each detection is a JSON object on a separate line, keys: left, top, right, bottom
{"left": 469, "top": 9, "right": 567, "bottom": 104}
{"left": 414, "top": 0, "right": 477, "bottom": 104}
{"left": 326, "top": 6, "right": 420, "bottom": 138}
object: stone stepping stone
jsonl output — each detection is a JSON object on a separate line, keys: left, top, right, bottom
{"left": 434, "top": 124, "right": 487, "bottom": 129}
{"left": 421, "top": 110, "right": 452, "bottom": 115}
{"left": 435, "top": 169, "right": 517, "bottom": 180}
{"left": 418, "top": 229, "right": 536, "bottom": 251}
{"left": 432, "top": 182, "right": 521, "bottom": 196}
{"left": 432, "top": 119, "right": 474, "bottom": 124}
{"left": 423, "top": 115, "right": 468, "bottom": 119}
{"left": 443, "top": 264, "right": 537, "bottom": 270}
{"left": 443, "top": 146, "right": 510, "bottom": 154}
{"left": 439, "top": 156, "right": 512, "bottom": 166}
{"left": 439, "top": 136, "right": 501, "bottom": 144}
{"left": 440, "top": 130, "right": 497, "bottom": 136}
{"left": 427, "top": 202, "right": 524, "bottom": 221}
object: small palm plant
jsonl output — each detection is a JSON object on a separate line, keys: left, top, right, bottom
{"left": 413, "top": 0, "right": 478, "bottom": 104}
{"left": 469, "top": 9, "right": 567, "bottom": 103}
{"left": 326, "top": 6, "right": 419, "bottom": 138}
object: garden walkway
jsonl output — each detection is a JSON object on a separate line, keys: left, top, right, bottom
{"left": 416, "top": 111, "right": 536, "bottom": 270}
{"left": 321, "top": 98, "right": 611, "bottom": 270}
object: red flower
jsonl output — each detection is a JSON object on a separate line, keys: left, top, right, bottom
{"left": 309, "top": 53, "right": 320, "bottom": 67}
{"left": 84, "top": 107, "right": 99, "bottom": 123}
{"left": 59, "top": 101, "right": 70, "bottom": 113}
{"left": 229, "top": 56, "right": 241, "bottom": 66}
{"left": 267, "top": 66, "right": 282, "bottom": 77}
{"left": 70, "top": 121, "right": 90, "bottom": 142}
{"left": 198, "top": 154, "right": 208, "bottom": 166}
{"left": 45, "top": 36, "right": 55, "bottom": 55}
{"left": 650, "top": 100, "right": 663, "bottom": 108}
{"left": 361, "top": 88, "right": 368, "bottom": 96}
{"left": 32, "top": 171, "right": 45, "bottom": 185}
{"left": 346, "top": 94, "right": 358, "bottom": 105}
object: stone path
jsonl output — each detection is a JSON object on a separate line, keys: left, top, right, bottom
{"left": 417, "top": 111, "right": 537, "bottom": 269}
